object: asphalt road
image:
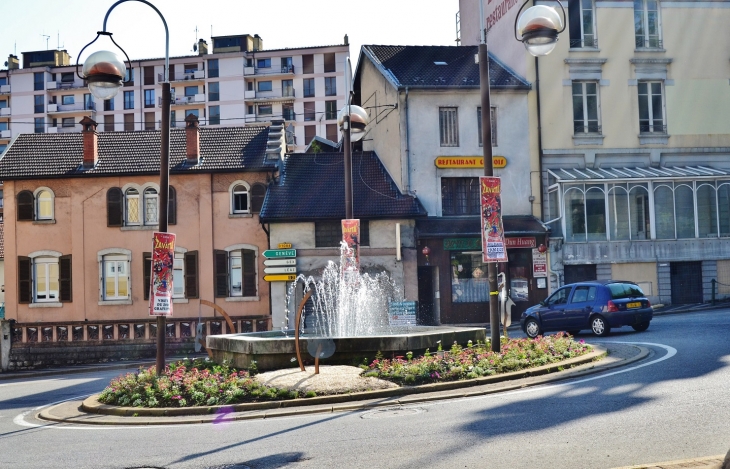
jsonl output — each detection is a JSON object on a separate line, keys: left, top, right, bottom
{"left": 1, "top": 310, "right": 729, "bottom": 469}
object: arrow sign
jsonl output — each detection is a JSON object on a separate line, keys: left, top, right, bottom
{"left": 264, "top": 274, "right": 297, "bottom": 282}
{"left": 264, "top": 259, "right": 296, "bottom": 267}
{"left": 263, "top": 249, "right": 296, "bottom": 259}
{"left": 264, "top": 267, "right": 297, "bottom": 274}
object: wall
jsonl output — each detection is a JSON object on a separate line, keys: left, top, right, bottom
{"left": 611, "top": 262, "right": 658, "bottom": 303}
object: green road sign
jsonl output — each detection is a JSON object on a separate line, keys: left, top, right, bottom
{"left": 262, "top": 249, "right": 296, "bottom": 259}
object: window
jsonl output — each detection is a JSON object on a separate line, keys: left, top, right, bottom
{"left": 144, "top": 112, "right": 155, "bottom": 130}
{"left": 303, "top": 78, "right": 315, "bottom": 98}
{"left": 85, "top": 94, "right": 94, "bottom": 111}
{"left": 125, "top": 188, "right": 141, "bottom": 225}
{"left": 450, "top": 252, "right": 489, "bottom": 303}
{"left": 186, "top": 109, "right": 199, "bottom": 120}
{"left": 145, "top": 250, "right": 198, "bottom": 300}
{"left": 18, "top": 253, "right": 72, "bottom": 304}
{"left": 0, "top": 121, "right": 7, "bottom": 130}
{"left": 144, "top": 66, "right": 155, "bottom": 85}
{"left": 326, "top": 123, "right": 338, "bottom": 142}
{"left": 124, "top": 68, "right": 134, "bottom": 86}
{"left": 34, "top": 117, "right": 44, "bottom": 133}
{"left": 62, "top": 95, "right": 74, "bottom": 105}
{"left": 34, "top": 95, "right": 44, "bottom": 114}
{"left": 102, "top": 254, "right": 130, "bottom": 300}
{"left": 316, "top": 220, "right": 370, "bottom": 247}
{"left": 184, "top": 63, "right": 198, "bottom": 74}
{"left": 439, "top": 107, "right": 458, "bottom": 146}
{"left": 546, "top": 287, "right": 571, "bottom": 306}
{"left": 638, "top": 81, "right": 665, "bottom": 134}
{"left": 304, "top": 101, "right": 315, "bottom": 121}
{"left": 173, "top": 253, "right": 185, "bottom": 298}
{"left": 231, "top": 183, "right": 249, "bottom": 213}
{"left": 104, "top": 99, "right": 114, "bottom": 111}
{"left": 251, "top": 183, "right": 266, "bottom": 213}
{"left": 283, "top": 103, "right": 295, "bottom": 121}
{"left": 185, "top": 86, "right": 198, "bottom": 97}
{"left": 281, "top": 57, "right": 293, "bottom": 73}
{"left": 60, "top": 72, "right": 74, "bottom": 83}
{"left": 124, "top": 91, "right": 134, "bottom": 110}
{"left": 304, "top": 125, "right": 316, "bottom": 145}
{"left": 0, "top": 77, "right": 7, "bottom": 85}
{"left": 564, "top": 184, "right": 607, "bottom": 242}
{"left": 171, "top": 110, "right": 177, "bottom": 128}
{"left": 607, "top": 183, "right": 650, "bottom": 241}
{"left": 324, "top": 53, "right": 336, "bottom": 73}
{"left": 18, "top": 189, "right": 55, "bottom": 221}
{"left": 325, "top": 77, "right": 336, "bottom": 96}
{"left": 570, "top": 285, "right": 597, "bottom": 303}
{"left": 325, "top": 100, "right": 337, "bottom": 120}
{"left": 124, "top": 113, "right": 134, "bottom": 131}
{"left": 0, "top": 99, "right": 6, "bottom": 108}
{"left": 61, "top": 117, "right": 74, "bottom": 128}
{"left": 258, "top": 104, "right": 272, "bottom": 116}
{"left": 104, "top": 114, "right": 115, "bottom": 132}
{"left": 209, "top": 82, "right": 219, "bottom": 101}
{"left": 572, "top": 81, "right": 600, "bottom": 133}
{"left": 441, "top": 178, "right": 479, "bottom": 215}
{"left": 258, "top": 81, "right": 272, "bottom": 92}
{"left": 209, "top": 105, "right": 220, "bottom": 125}
{"left": 208, "top": 59, "right": 219, "bottom": 78}
{"left": 34, "top": 72, "right": 44, "bottom": 91}
{"left": 257, "top": 58, "right": 271, "bottom": 69}
{"left": 477, "top": 107, "right": 497, "bottom": 146}
{"left": 144, "top": 188, "right": 158, "bottom": 224}
{"left": 568, "top": 0, "right": 596, "bottom": 48}
{"left": 634, "top": 0, "right": 661, "bottom": 49}
{"left": 214, "top": 248, "right": 257, "bottom": 298}
{"left": 35, "top": 257, "right": 59, "bottom": 302}
{"left": 144, "top": 89, "right": 155, "bottom": 108}
{"left": 302, "top": 54, "right": 314, "bottom": 74}
{"left": 282, "top": 79, "right": 294, "bottom": 97}
{"left": 108, "top": 186, "right": 175, "bottom": 227}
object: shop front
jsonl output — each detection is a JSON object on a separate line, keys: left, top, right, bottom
{"left": 416, "top": 216, "right": 550, "bottom": 325}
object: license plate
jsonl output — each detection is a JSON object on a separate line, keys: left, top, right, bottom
{"left": 627, "top": 302, "right": 641, "bottom": 309}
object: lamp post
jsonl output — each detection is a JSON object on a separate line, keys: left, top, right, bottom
{"left": 480, "top": 0, "right": 565, "bottom": 352}
{"left": 78, "top": 0, "right": 171, "bottom": 376}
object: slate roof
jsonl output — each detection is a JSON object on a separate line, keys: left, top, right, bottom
{"left": 360, "top": 45, "right": 530, "bottom": 90}
{"left": 0, "top": 126, "right": 276, "bottom": 180}
{"left": 416, "top": 216, "right": 549, "bottom": 238}
{"left": 260, "top": 152, "right": 427, "bottom": 222}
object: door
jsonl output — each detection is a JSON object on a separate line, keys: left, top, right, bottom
{"left": 417, "top": 267, "right": 435, "bottom": 325}
{"left": 564, "top": 284, "right": 597, "bottom": 330}
{"left": 564, "top": 264, "right": 597, "bottom": 285}
{"left": 540, "top": 286, "right": 573, "bottom": 329}
{"left": 670, "top": 261, "right": 702, "bottom": 304}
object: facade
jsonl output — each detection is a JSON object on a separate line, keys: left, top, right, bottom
{"left": 353, "top": 45, "right": 549, "bottom": 325}
{"left": 0, "top": 34, "right": 349, "bottom": 154}
{"left": 459, "top": 0, "right": 730, "bottom": 305}
{"left": 0, "top": 115, "right": 283, "bottom": 369}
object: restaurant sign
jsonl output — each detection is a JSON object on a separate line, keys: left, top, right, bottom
{"left": 435, "top": 156, "right": 507, "bottom": 169}
{"left": 505, "top": 237, "right": 536, "bottom": 249}
{"left": 444, "top": 237, "right": 537, "bottom": 250}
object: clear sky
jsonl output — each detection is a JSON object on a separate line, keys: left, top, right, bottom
{"left": 1, "top": 0, "right": 460, "bottom": 70}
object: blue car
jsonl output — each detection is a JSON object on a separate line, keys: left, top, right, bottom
{"left": 520, "top": 280, "right": 653, "bottom": 338}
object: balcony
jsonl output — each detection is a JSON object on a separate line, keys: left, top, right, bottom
{"left": 47, "top": 80, "right": 85, "bottom": 91}
{"left": 244, "top": 114, "right": 276, "bottom": 124}
{"left": 47, "top": 102, "right": 96, "bottom": 114}
{"left": 0, "top": 107, "right": 9, "bottom": 116}
{"left": 244, "top": 89, "right": 296, "bottom": 102}
{"left": 0, "top": 85, "right": 10, "bottom": 94}
{"left": 162, "top": 94, "right": 206, "bottom": 107}
{"left": 243, "top": 65, "right": 295, "bottom": 77}
{"left": 0, "top": 129, "right": 10, "bottom": 139}
{"left": 47, "top": 124, "right": 82, "bottom": 133}
{"left": 159, "top": 70, "right": 205, "bottom": 83}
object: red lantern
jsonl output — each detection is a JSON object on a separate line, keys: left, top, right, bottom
{"left": 538, "top": 244, "right": 547, "bottom": 253}
{"left": 422, "top": 246, "right": 431, "bottom": 256}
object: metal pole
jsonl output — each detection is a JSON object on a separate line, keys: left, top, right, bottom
{"left": 156, "top": 81, "right": 171, "bottom": 375}
{"left": 343, "top": 114, "right": 353, "bottom": 219}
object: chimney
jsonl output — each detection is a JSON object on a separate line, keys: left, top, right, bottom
{"left": 80, "top": 116, "right": 98, "bottom": 169}
{"left": 253, "top": 34, "right": 263, "bottom": 51}
{"left": 198, "top": 39, "right": 208, "bottom": 56}
{"left": 344, "top": 34, "right": 349, "bottom": 46}
{"left": 7, "top": 54, "right": 19, "bottom": 70}
{"left": 185, "top": 113, "right": 200, "bottom": 164}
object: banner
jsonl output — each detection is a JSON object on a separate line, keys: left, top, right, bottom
{"left": 480, "top": 176, "right": 507, "bottom": 263}
{"left": 149, "top": 232, "right": 176, "bottom": 317}
{"left": 341, "top": 219, "right": 360, "bottom": 273}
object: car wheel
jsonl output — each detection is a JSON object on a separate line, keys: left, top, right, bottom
{"left": 566, "top": 330, "right": 581, "bottom": 336}
{"left": 525, "top": 318, "right": 542, "bottom": 339}
{"left": 632, "top": 322, "right": 650, "bottom": 332}
{"left": 591, "top": 315, "right": 610, "bottom": 337}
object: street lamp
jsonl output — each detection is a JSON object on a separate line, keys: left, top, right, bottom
{"left": 77, "top": 0, "right": 172, "bottom": 376}
{"left": 479, "top": 0, "right": 565, "bottom": 352}
{"left": 337, "top": 103, "right": 369, "bottom": 219}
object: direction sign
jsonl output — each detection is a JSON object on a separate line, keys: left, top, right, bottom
{"left": 262, "top": 249, "right": 296, "bottom": 259}
{"left": 278, "top": 243, "right": 292, "bottom": 249}
{"left": 264, "top": 274, "right": 297, "bottom": 282}
{"left": 264, "top": 258, "right": 296, "bottom": 267}
{"left": 264, "top": 267, "right": 297, "bottom": 274}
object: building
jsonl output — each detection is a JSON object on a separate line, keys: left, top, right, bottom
{"left": 459, "top": 0, "right": 730, "bottom": 306}
{"left": 0, "top": 115, "right": 283, "bottom": 369}
{"left": 0, "top": 33, "right": 349, "bottom": 154}
{"left": 353, "top": 45, "right": 549, "bottom": 325}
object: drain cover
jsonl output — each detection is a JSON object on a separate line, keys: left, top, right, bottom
{"left": 360, "top": 406, "right": 425, "bottom": 419}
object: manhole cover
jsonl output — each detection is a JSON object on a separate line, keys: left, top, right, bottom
{"left": 360, "top": 406, "right": 425, "bottom": 419}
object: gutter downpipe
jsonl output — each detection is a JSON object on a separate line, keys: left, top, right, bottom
{"left": 404, "top": 86, "right": 411, "bottom": 193}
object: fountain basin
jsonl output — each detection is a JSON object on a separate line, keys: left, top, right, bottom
{"left": 206, "top": 326, "right": 487, "bottom": 371}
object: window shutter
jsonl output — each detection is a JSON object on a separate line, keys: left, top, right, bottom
{"left": 251, "top": 183, "right": 266, "bottom": 214}
{"left": 143, "top": 252, "right": 152, "bottom": 301}
{"left": 184, "top": 250, "right": 199, "bottom": 298}
{"left": 17, "top": 191, "right": 34, "bottom": 221}
{"left": 168, "top": 186, "right": 177, "bottom": 225}
{"left": 107, "top": 188, "right": 124, "bottom": 227}
{"left": 242, "top": 250, "right": 257, "bottom": 297}
{"left": 59, "top": 254, "right": 72, "bottom": 302}
{"left": 18, "top": 256, "right": 32, "bottom": 304}
{"left": 213, "top": 250, "right": 229, "bottom": 298}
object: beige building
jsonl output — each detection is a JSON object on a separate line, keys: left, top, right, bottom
{"left": 459, "top": 0, "right": 730, "bottom": 305}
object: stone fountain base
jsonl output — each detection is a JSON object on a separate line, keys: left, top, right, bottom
{"left": 206, "top": 326, "right": 487, "bottom": 371}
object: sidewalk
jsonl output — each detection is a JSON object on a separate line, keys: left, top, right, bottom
{"left": 610, "top": 454, "right": 727, "bottom": 469}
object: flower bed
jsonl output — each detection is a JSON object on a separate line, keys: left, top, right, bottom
{"left": 97, "top": 334, "right": 592, "bottom": 408}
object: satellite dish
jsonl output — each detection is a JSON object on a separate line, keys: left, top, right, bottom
{"left": 3, "top": 62, "right": 7, "bottom": 67}
{"left": 193, "top": 43, "right": 198, "bottom": 52}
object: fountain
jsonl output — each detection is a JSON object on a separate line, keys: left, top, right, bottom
{"left": 206, "top": 245, "right": 486, "bottom": 370}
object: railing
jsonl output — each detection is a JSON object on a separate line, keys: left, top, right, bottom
{"left": 48, "top": 102, "right": 96, "bottom": 112}
{"left": 159, "top": 70, "right": 205, "bottom": 83}
{"left": 48, "top": 124, "right": 82, "bottom": 133}
{"left": 635, "top": 37, "right": 663, "bottom": 49}
{"left": 0, "top": 85, "right": 10, "bottom": 94}
{"left": 574, "top": 123, "right": 602, "bottom": 134}
{"left": 639, "top": 124, "right": 667, "bottom": 134}
{"left": 0, "top": 129, "right": 10, "bottom": 139}
{"left": 570, "top": 38, "right": 598, "bottom": 49}
{"left": 0, "top": 107, "right": 9, "bottom": 116}
{"left": 244, "top": 89, "right": 296, "bottom": 100}
{"left": 47, "top": 81, "right": 85, "bottom": 90}
{"left": 244, "top": 65, "right": 295, "bottom": 76}
{"left": 161, "top": 94, "right": 206, "bottom": 106}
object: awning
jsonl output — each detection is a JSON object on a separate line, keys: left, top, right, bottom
{"left": 416, "top": 215, "right": 549, "bottom": 238}
{"left": 548, "top": 165, "right": 728, "bottom": 182}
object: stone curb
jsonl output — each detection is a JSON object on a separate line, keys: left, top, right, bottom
{"left": 609, "top": 454, "right": 726, "bottom": 469}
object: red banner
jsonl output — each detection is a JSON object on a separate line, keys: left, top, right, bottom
{"left": 149, "top": 232, "right": 176, "bottom": 317}
{"left": 341, "top": 219, "right": 360, "bottom": 273}
{"left": 480, "top": 176, "right": 507, "bottom": 263}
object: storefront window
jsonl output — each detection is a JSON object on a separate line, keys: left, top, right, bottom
{"left": 450, "top": 252, "right": 489, "bottom": 303}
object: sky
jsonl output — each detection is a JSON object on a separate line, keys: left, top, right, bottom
{"left": 1, "top": 0, "right": 460, "bottom": 70}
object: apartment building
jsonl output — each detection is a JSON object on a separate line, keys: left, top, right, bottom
{"left": 459, "top": 0, "right": 730, "bottom": 306}
{"left": 0, "top": 34, "right": 349, "bottom": 153}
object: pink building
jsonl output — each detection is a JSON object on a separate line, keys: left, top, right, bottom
{"left": 0, "top": 115, "right": 283, "bottom": 369}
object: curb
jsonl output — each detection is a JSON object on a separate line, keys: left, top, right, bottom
{"left": 37, "top": 344, "right": 655, "bottom": 425}
{"left": 609, "top": 454, "right": 726, "bottom": 469}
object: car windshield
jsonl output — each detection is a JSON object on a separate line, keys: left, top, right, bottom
{"left": 608, "top": 283, "right": 644, "bottom": 299}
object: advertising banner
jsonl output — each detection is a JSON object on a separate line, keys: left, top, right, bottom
{"left": 532, "top": 248, "right": 547, "bottom": 277}
{"left": 480, "top": 176, "right": 507, "bottom": 263}
{"left": 149, "top": 232, "right": 176, "bottom": 317}
{"left": 341, "top": 219, "right": 360, "bottom": 273}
